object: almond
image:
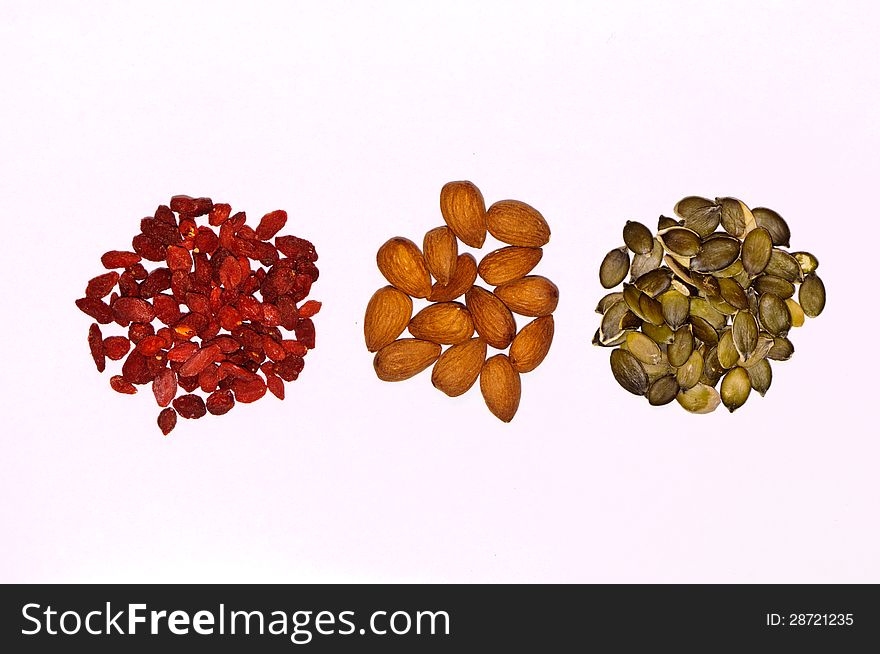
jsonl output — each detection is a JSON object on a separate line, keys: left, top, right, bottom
{"left": 431, "top": 337, "right": 487, "bottom": 397}
{"left": 480, "top": 354, "right": 521, "bottom": 422}
{"left": 377, "top": 237, "right": 432, "bottom": 298}
{"left": 423, "top": 226, "right": 458, "bottom": 285}
{"left": 465, "top": 286, "right": 516, "bottom": 350}
{"left": 429, "top": 253, "right": 478, "bottom": 302}
{"left": 509, "top": 315, "right": 554, "bottom": 373}
{"left": 486, "top": 200, "right": 550, "bottom": 247}
{"left": 440, "top": 181, "right": 487, "bottom": 248}
{"left": 408, "top": 302, "right": 475, "bottom": 345}
{"left": 364, "top": 286, "right": 413, "bottom": 352}
{"left": 494, "top": 275, "right": 559, "bottom": 317}
{"left": 477, "top": 246, "right": 543, "bottom": 286}
{"left": 374, "top": 339, "right": 441, "bottom": 382}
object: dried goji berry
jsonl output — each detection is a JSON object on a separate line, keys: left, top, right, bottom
{"left": 275, "top": 235, "right": 318, "bottom": 261}
{"left": 206, "top": 389, "right": 235, "bottom": 415}
{"left": 179, "top": 344, "right": 221, "bottom": 378}
{"left": 88, "top": 323, "right": 105, "bottom": 372}
{"left": 132, "top": 234, "right": 167, "bottom": 262}
{"left": 157, "top": 407, "right": 177, "bottom": 435}
{"left": 166, "top": 245, "right": 193, "bottom": 271}
{"left": 136, "top": 335, "right": 167, "bottom": 356}
{"left": 170, "top": 195, "right": 213, "bottom": 216}
{"left": 76, "top": 297, "right": 114, "bottom": 324}
{"left": 266, "top": 373, "right": 285, "bottom": 400}
{"left": 198, "top": 363, "right": 220, "bottom": 393}
{"left": 295, "top": 318, "right": 316, "bottom": 349}
{"left": 103, "top": 336, "right": 131, "bottom": 360}
{"left": 173, "top": 394, "right": 207, "bottom": 419}
{"left": 276, "top": 355, "right": 304, "bottom": 382}
{"left": 110, "top": 375, "right": 137, "bottom": 394}
{"left": 86, "top": 272, "right": 120, "bottom": 299}
{"left": 101, "top": 250, "right": 142, "bottom": 269}
{"left": 152, "top": 368, "right": 177, "bottom": 407}
{"left": 128, "top": 322, "right": 155, "bottom": 344}
{"left": 208, "top": 203, "right": 231, "bottom": 227}
{"left": 232, "top": 375, "right": 267, "bottom": 403}
{"left": 113, "top": 297, "right": 156, "bottom": 323}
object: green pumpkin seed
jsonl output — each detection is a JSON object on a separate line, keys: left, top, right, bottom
{"left": 767, "top": 336, "right": 794, "bottom": 361}
{"left": 752, "top": 207, "right": 791, "bottom": 247}
{"left": 791, "top": 251, "right": 819, "bottom": 274}
{"left": 664, "top": 255, "right": 697, "bottom": 287}
{"left": 639, "top": 293, "right": 665, "bottom": 326}
{"left": 593, "top": 327, "right": 626, "bottom": 347}
{"left": 635, "top": 267, "right": 673, "bottom": 297}
{"left": 739, "top": 333, "right": 775, "bottom": 368}
{"left": 683, "top": 205, "right": 722, "bottom": 237}
{"left": 717, "top": 329, "right": 739, "bottom": 369}
{"left": 752, "top": 274, "right": 795, "bottom": 299}
{"left": 746, "top": 358, "right": 772, "bottom": 396}
{"left": 718, "top": 197, "right": 750, "bottom": 237}
{"left": 758, "top": 293, "right": 792, "bottom": 336}
{"left": 764, "top": 248, "right": 803, "bottom": 282}
{"left": 623, "top": 220, "right": 655, "bottom": 255}
{"left": 667, "top": 325, "right": 694, "bottom": 367}
{"left": 641, "top": 321, "right": 674, "bottom": 345}
{"left": 610, "top": 348, "right": 648, "bottom": 396}
{"left": 732, "top": 310, "right": 758, "bottom": 360}
{"left": 709, "top": 295, "right": 738, "bottom": 316}
{"left": 626, "top": 331, "right": 662, "bottom": 365}
{"left": 623, "top": 284, "right": 646, "bottom": 319}
{"left": 642, "top": 358, "right": 675, "bottom": 383}
{"left": 599, "top": 300, "right": 629, "bottom": 344}
{"left": 660, "top": 289, "right": 690, "bottom": 329}
{"left": 785, "top": 298, "right": 805, "bottom": 327}
{"left": 718, "top": 277, "right": 749, "bottom": 310}
{"left": 659, "top": 226, "right": 702, "bottom": 257}
{"left": 648, "top": 374, "right": 680, "bottom": 406}
{"left": 720, "top": 367, "right": 751, "bottom": 412}
{"left": 741, "top": 226, "right": 773, "bottom": 276}
{"left": 799, "top": 273, "right": 826, "bottom": 317}
{"left": 600, "top": 246, "right": 630, "bottom": 289}
{"left": 630, "top": 238, "right": 664, "bottom": 279}
{"left": 700, "top": 346, "right": 725, "bottom": 387}
{"left": 690, "top": 315, "right": 719, "bottom": 345}
{"left": 658, "top": 215, "right": 680, "bottom": 231}
{"left": 676, "top": 383, "right": 721, "bottom": 414}
{"left": 676, "top": 348, "right": 704, "bottom": 390}
{"left": 674, "top": 196, "right": 716, "bottom": 219}
{"left": 596, "top": 291, "right": 624, "bottom": 314}
{"left": 690, "top": 297, "right": 727, "bottom": 330}
{"left": 690, "top": 234, "right": 741, "bottom": 272}
{"left": 714, "top": 259, "right": 745, "bottom": 278}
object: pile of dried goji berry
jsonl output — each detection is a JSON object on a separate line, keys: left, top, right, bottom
{"left": 76, "top": 195, "right": 320, "bottom": 435}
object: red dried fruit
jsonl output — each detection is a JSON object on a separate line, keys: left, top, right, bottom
{"left": 132, "top": 234, "right": 167, "bottom": 262}
{"left": 153, "top": 293, "right": 182, "bottom": 325}
{"left": 110, "top": 375, "right": 137, "bottom": 394}
{"left": 262, "top": 335, "right": 287, "bottom": 362}
{"left": 170, "top": 195, "right": 213, "bottom": 216}
{"left": 86, "top": 272, "right": 120, "bottom": 299}
{"left": 295, "top": 318, "right": 316, "bottom": 349}
{"left": 101, "top": 250, "right": 142, "bottom": 269}
{"left": 255, "top": 210, "right": 288, "bottom": 240}
{"left": 179, "top": 345, "right": 221, "bottom": 377}
{"left": 152, "top": 367, "right": 177, "bottom": 407}
{"left": 103, "top": 336, "right": 131, "bottom": 360}
{"left": 136, "top": 335, "right": 167, "bottom": 356}
{"left": 208, "top": 203, "right": 231, "bottom": 226}
{"left": 76, "top": 297, "right": 114, "bottom": 324}
{"left": 88, "top": 323, "right": 106, "bottom": 372}
{"left": 198, "top": 363, "right": 220, "bottom": 393}
{"left": 193, "top": 228, "right": 219, "bottom": 255}
{"left": 128, "top": 322, "right": 156, "bottom": 344}
{"left": 166, "top": 245, "right": 193, "bottom": 271}
{"left": 157, "top": 407, "right": 177, "bottom": 435}
{"left": 128, "top": 263, "right": 149, "bottom": 280}
{"left": 298, "top": 300, "right": 322, "bottom": 318}
{"left": 282, "top": 340, "right": 308, "bottom": 356}
{"left": 113, "top": 297, "right": 156, "bottom": 323}
{"left": 121, "top": 351, "right": 154, "bottom": 385}
{"left": 276, "top": 355, "right": 305, "bottom": 382}
{"left": 206, "top": 389, "right": 235, "bottom": 415}
{"left": 266, "top": 373, "right": 285, "bottom": 400}
{"left": 167, "top": 341, "right": 198, "bottom": 362}
{"left": 232, "top": 375, "right": 267, "bottom": 403}
{"left": 275, "top": 235, "right": 318, "bottom": 261}
{"left": 173, "top": 394, "right": 207, "bottom": 419}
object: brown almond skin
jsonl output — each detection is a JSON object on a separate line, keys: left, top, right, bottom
{"left": 374, "top": 339, "right": 442, "bottom": 382}
{"left": 364, "top": 286, "right": 413, "bottom": 352}
{"left": 486, "top": 200, "right": 550, "bottom": 247}
{"left": 509, "top": 315, "right": 554, "bottom": 373}
{"left": 431, "top": 337, "right": 487, "bottom": 397}
{"left": 477, "top": 246, "right": 543, "bottom": 286}
{"left": 429, "top": 253, "right": 478, "bottom": 302}
{"left": 480, "top": 354, "right": 521, "bottom": 423}
{"left": 423, "top": 226, "right": 458, "bottom": 285}
{"left": 440, "top": 181, "right": 487, "bottom": 248}
{"left": 465, "top": 286, "right": 517, "bottom": 350}
{"left": 377, "top": 237, "right": 432, "bottom": 298}
{"left": 494, "top": 275, "right": 559, "bottom": 317}
{"left": 408, "top": 302, "right": 475, "bottom": 345}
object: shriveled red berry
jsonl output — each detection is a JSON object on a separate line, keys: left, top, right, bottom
{"left": 170, "top": 195, "right": 213, "bottom": 216}
{"left": 166, "top": 245, "right": 193, "bottom": 271}
{"left": 295, "top": 318, "right": 316, "bottom": 349}
{"left": 255, "top": 210, "right": 288, "bottom": 240}
{"left": 136, "top": 335, "right": 167, "bottom": 356}
{"left": 266, "top": 373, "right": 285, "bottom": 400}
{"left": 157, "top": 407, "right": 177, "bottom": 435}
{"left": 110, "top": 375, "right": 137, "bottom": 394}
{"left": 232, "top": 375, "right": 267, "bottom": 403}
{"left": 275, "top": 235, "right": 317, "bottom": 261}
{"left": 103, "top": 336, "right": 131, "bottom": 360}
{"left": 113, "top": 297, "right": 156, "bottom": 324}
{"left": 206, "top": 389, "right": 235, "bottom": 415}
{"left": 86, "top": 272, "right": 120, "bottom": 299}
{"left": 128, "top": 322, "right": 155, "bottom": 344}
{"left": 152, "top": 367, "right": 177, "bottom": 407}
{"left": 298, "top": 300, "right": 322, "bottom": 318}
{"left": 208, "top": 203, "right": 231, "bottom": 226}
{"left": 76, "top": 297, "right": 114, "bottom": 324}
{"left": 101, "top": 250, "right": 142, "bottom": 269}
{"left": 132, "top": 234, "right": 167, "bottom": 262}
{"left": 179, "top": 344, "right": 221, "bottom": 377}
{"left": 276, "top": 355, "right": 305, "bottom": 382}
{"left": 173, "top": 394, "right": 207, "bottom": 419}
{"left": 88, "top": 323, "right": 105, "bottom": 372}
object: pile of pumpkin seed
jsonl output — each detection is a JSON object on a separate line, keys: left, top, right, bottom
{"left": 594, "top": 196, "right": 825, "bottom": 413}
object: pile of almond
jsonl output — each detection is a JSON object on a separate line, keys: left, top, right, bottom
{"left": 364, "top": 181, "right": 558, "bottom": 422}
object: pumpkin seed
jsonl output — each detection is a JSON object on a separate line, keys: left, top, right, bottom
{"left": 740, "top": 333, "right": 775, "bottom": 368}
{"left": 714, "top": 259, "right": 745, "bottom": 279}
{"left": 626, "top": 331, "right": 662, "bottom": 365}
{"left": 641, "top": 321, "right": 674, "bottom": 345}
{"left": 674, "top": 196, "right": 716, "bottom": 220}
{"left": 639, "top": 293, "right": 665, "bottom": 326}
{"left": 635, "top": 267, "right": 672, "bottom": 297}
{"left": 682, "top": 205, "right": 722, "bottom": 237}
{"left": 718, "top": 277, "right": 749, "bottom": 310}
{"left": 596, "top": 291, "right": 624, "bottom": 314}
{"left": 701, "top": 346, "right": 725, "bottom": 387}
{"left": 630, "top": 238, "right": 664, "bottom": 279}
{"left": 690, "top": 234, "right": 741, "bottom": 272}
{"left": 623, "top": 220, "right": 655, "bottom": 254}
{"left": 767, "top": 336, "right": 794, "bottom": 361}
{"left": 668, "top": 325, "right": 694, "bottom": 367}
{"left": 610, "top": 348, "right": 648, "bottom": 396}
{"left": 593, "top": 327, "right": 626, "bottom": 348}
{"left": 732, "top": 310, "right": 758, "bottom": 360}
{"left": 764, "top": 249, "right": 803, "bottom": 282}
{"left": 758, "top": 293, "right": 792, "bottom": 336}
{"left": 785, "top": 298, "right": 805, "bottom": 327}
{"left": 648, "top": 374, "right": 680, "bottom": 406}
{"left": 717, "top": 329, "right": 739, "bottom": 369}
{"left": 741, "top": 226, "right": 773, "bottom": 276}
{"left": 791, "top": 251, "right": 819, "bottom": 274}
{"left": 660, "top": 289, "right": 690, "bottom": 329}
{"left": 690, "top": 297, "right": 727, "bottom": 330}
{"left": 718, "top": 197, "right": 749, "bottom": 237}
{"left": 752, "top": 207, "right": 791, "bottom": 247}
{"left": 799, "top": 273, "right": 826, "bottom": 317}
{"left": 600, "top": 246, "right": 630, "bottom": 288}
{"left": 676, "top": 383, "right": 721, "bottom": 414}
{"left": 658, "top": 215, "right": 680, "bottom": 231}
{"left": 659, "top": 226, "right": 702, "bottom": 257}
{"left": 752, "top": 274, "right": 795, "bottom": 299}
{"left": 720, "top": 367, "right": 751, "bottom": 412}
{"left": 690, "top": 315, "right": 719, "bottom": 345}
{"left": 676, "top": 349, "right": 704, "bottom": 390}
{"left": 746, "top": 358, "right": 772, "bottom": 396}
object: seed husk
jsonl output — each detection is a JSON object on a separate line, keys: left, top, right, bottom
{"left": 658, "top": 215, "right": 679, "bottom": 231}
{"left": 740, "top": 333, "right": 775, "bottom": 368}
{"left": 690, "top": 315, "right": 719, "bottom": 345}
{"left": 660, "top": 289, "right": 690, "bottom": 329}
{"left": 635, "top": 267, "right": 673, "bottom": 297}
{"left": 689, "top": 271, "right": 721, "bottom": 299}
{"left": 709, "top": 295, "right": 738, "bottom": 316}
{"left": 664, "top": 255, "right": 697, "bottom": 287}
{"left": 667, "top": 325, "right": 694, "bottom": 367}
{"left": 719, "top": 197, "right": 750, "bottom": 237}
{"left": 767, "top": 336, "right": 794, "bottom": 361}
{"left": 610, "top": 348, "right": 648, "bottom": 396}
{"left": 752, "top": 207, "right": 791, "bottom": 247}
{"left": 659, "top": 226, "right": 702, "bottom": 257}
{"left": 764, "top": 248, "right": 803, "bottom": 282}
{"left": 785, "top": 298, "right": 805, "bottom": 327}
{"left": 626, "top": 331, "right": 662, "bottom": 365}
{"left": 752, "top": 274, "right": 795, "bottom": 299}
{"left": 596, "top": 291, "right": 624, "bottom": 314}
{"left": 593, "top": 327, "right": 624, "bottom": 348}
{"left": 690, "top": 234, "right": 741, "bottom": 272}
{"left": 717, "top": 329, "right": 740, "bottom": 369}
{"left": 758, "top": 293, "right": 792, "bottom": 336}
{"left": 676, "top": 348, "right": 704, "bottom": 390}
{"left": 714, "top": 259, "right": 745, "bottom": 279}
{"left": 676, "top": 382, "right": 721, "bottom": 414}
{"left": 623, "top": 284, "right": 647, "bottom": 320}
{"left": 746, "top": 358, "right": 772, "bottom": 396}
{"left": 623, "top": 220, "right": 654, "bottom": 254}
{"left": 799, "top": 273, "right": 826, "bottom": 317}
{"left": 600, "top": 246, "right": 630, "bottom": 289}
{"left": 720, "top": 366, "right": 751, "bottom": 412}
{"left": 732, "top": 310, "right": 758, "bottom": 360}
{"left": 641, "top": 321, "right": 673, "bottom": 345}
{"left": 600, "top": 300, "right": 630, "bottom": 344}
{"left": 792, "top": 251, "right": 819, "bottom": 274}
{"left": 648, "top": 374, "right": 680, "bottom": 406}
{"left": 630, "top": 238, "right": 664, "bottom": 279}
{"left": 741, "top": 226, "right": 773, "bottom": 276}
{"left": 718, "top": 277, "right": 749, "bottom": 310}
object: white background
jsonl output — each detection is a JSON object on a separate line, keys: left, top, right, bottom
{"left": 1, "top": 1, "right": 877, "bottom": 582}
